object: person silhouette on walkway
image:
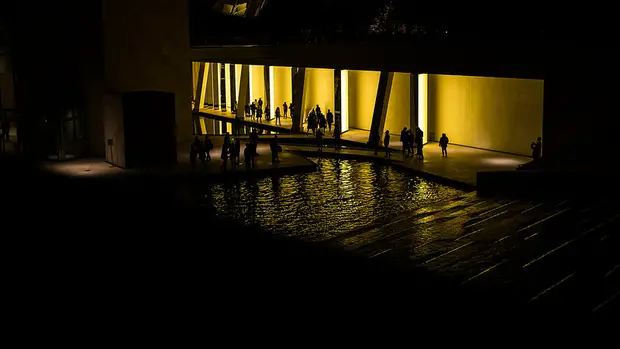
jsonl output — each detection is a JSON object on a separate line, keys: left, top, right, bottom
{"left": 439, "top": 133, "right": 449, "bottom": 157}
{"left": 250, "top": 100, "right": 257, "bottom": 120}
{"left": 283, "top": 102, "right": 288, "bottom": 118}
{"left": 221, "top": 133, "right": 231, "bottom": 171}
{"left": 318, "top": 112, "right": 327, "bottom": 134}
{"left": 407, "top": 129, "right": 414, "bottom": 157}
{"left": 275, "top": 107, "right": 282, "bottom": 125}
{"left": 270, "top": 135, "right": 281, "bottom": 163}
{"left": 190, "top": 136, "right": 201, "bottom": 171}
{"left": 258, "top": 97, "right": 263, "bottom": 112}
{"left": 384, "top": 130, "right": 391, "bottom": 158}
{"left": 245, "top": 104, "right": 250, "bottom": 118}
{"left": 231, "top": 137, "right": 241, "bottom": 168}
{"left": 531, "top": 137, "right": 542, "bottom": 162}
{"left": 204, "top": 135, "right": 213, "bottom": 161}
{"left": 264, "top": 104, "right": 270, "bottom": 122}
{"left": 316, "top": 128, "right": 324, "bottom": 152}
{"left": 400, "top": 127, "right": 408, "bottom": 157}
{"left": 415, "top": 127, "right": 424, "bottom": 160}
{"left": 326, "top": 109, "right": 334, "bottom": 133}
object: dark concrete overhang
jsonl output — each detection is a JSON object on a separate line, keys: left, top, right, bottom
{"left": 191, "top": 42, "right": 553, "bottom": 79}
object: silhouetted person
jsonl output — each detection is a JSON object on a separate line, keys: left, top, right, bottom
{"left": 407, "top": 130, "right": 414, "bottom": 157}
{"left": 307, "top": 109, "right": 316, "bottom": 135}
{"left": 265, "top": 105, "right": 270, "bottom": 121}
{"left": 275, "top": 107, "right": 282, "bottom": 125}
{"left": 245, "top": 104, "right": 250, "bottom": 117}
{"left": 315, "top": 104, "right": 321, "bottom": 116}
{"left": 531, "top": 137, "right": 542, "bottom": 162}
{"left": 231, "top": 138, "right": 241, "bottom": 168}
{"left": 283, "top": 102, "right": 288, "bottom": 118}
{"left": 326, "top": 109, "right": 334, "bottom": 133}
{"left": 318, "top": 112, "right": 327, "bottom": 134}
{"left": 400, "top": 127, "right": 408, "bottom": 156}
{"left": 221, "top": 133, "right": 231, "bottom": 170}
{"left": 439, "top": 133, "right": 449, "bottom": 157}
{"left": 316, "top": 129, "right": 324, "bottom": 152}
{"left": 257, "top": 107, "right": 263, "bottom": 123}
{"left": 244, "top": 143, "right": 253, "bottom": 169}
{"left": 415, "top": 127, "right": 424, "bottom": 160}
{"left": 258, "top": 97, "right": 263, "bottom": 112}
{"left": 250, "top": 101, "right": 257, "bottom": 119}
{"left": 270, "top": 135, "right": 281, "bottom": 163}
{"left": 384, "top": 130, "right": 391, "bottom": 158}
{"left": 190, "top": 136, "right": 201, "bottom": 171}
{"left": 204, "top": 135, "right": 213, "bottom": 161}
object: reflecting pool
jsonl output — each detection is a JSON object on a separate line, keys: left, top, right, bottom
{"left": 203, "top": 158, "right": 467, "bottom": 241}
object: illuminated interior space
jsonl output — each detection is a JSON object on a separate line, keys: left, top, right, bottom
{"left": 249, "top": 65, "right": 265, "bottom": 106}
{"left": 303, "top": 68, "right": 334, "bottom": 120}
{"left": 347, "top": 70, "right": 380, "bottom": 130}
{"left": 270, "top": 66, "right": 292, "bottom": 119}
{"left": 384, "top": 72, "right": 412, "bottom": 137}
{"left": 191, "top": 63, "right": 544, "bottom": 156}
{"left": 425, "top": 74, "right": 544, "bottom": 156}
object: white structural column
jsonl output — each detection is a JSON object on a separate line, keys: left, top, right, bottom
{"left": 269, "top": 66, "right": 276, "bottom": 119}
{"left": 224, "top": 63, "right": 232, "bottom": 112}
{"left": 418, "top": 73, "right": 428, "bottom": 144}
{"left": 340, "top": 70, "right": 350, "bottom": 132}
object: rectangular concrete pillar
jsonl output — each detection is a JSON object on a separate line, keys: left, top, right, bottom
{"left": 368, "top": 72, "right": 393, "bottom": 144}
{"left": 236, "top": 65, "right": 249, "bottom": 120}
{"left": 219, "top": 63, "right": 227, "bottom": 111}
{"left": 212, "top": 63, "right": 220, "bottom": 109}
{"left": 264, "top": 65, "right": 272, "bottom": 120}
{"left": 334, "top": 69, "right": 341, "bottom": 130}
{"left": 194, "top": 62, "right": 207, "bottom": 111}
{"left": 291, "top": 67, "right": 306, "bottom": 132}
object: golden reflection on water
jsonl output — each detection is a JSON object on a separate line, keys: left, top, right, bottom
{"left": 206, "top": 158, "right": 465, "bottom": 241}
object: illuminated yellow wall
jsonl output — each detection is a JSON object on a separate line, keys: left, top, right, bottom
{"left": 192, "top": 62, "right": 200, "bottom": 100}
{"left": 234, "top": 64, "right": 242, "bottom": 104}
{"left": 271, "top": 66, "right": 292, "bottom": 118}
{"left": 348, "top": 70, "right": 380, "bottom": 130}
{"left": 249, "top": 65, "right": 265, "bottom": 104}
{"left": 427, "top": 74, "right": 544, "bottom": 156}
{"left": 303, "top": 68, "right": 334, "bottom": 118}
{"left": 384, "top": 72, "right": 411, "bottom": 138}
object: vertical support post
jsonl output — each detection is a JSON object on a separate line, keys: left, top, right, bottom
{"left": 212, "top": 63, "right": 220, "bottom": 110}
{"left": 264, "top": 65, "right": 271, "bottom": 120}
{"left": 229, "top": 64, "right": 237, "bottom": 112}
{"left": 219, "top": 63, "right": 227, "bottom": 111}
{"left": 291, "top": 67, "right": 306, "bottom": 132}
{"left": 368, "top": 71, "right": 394, "bottom": 144}
{"left": 236, "top": 65, "right": 249, "bottom": 120}
{"left": 411, "top": 73, "right": 418, "bottom": 131}
{"left": 334, "top": 68, "right": 341, "bottom": 130}
{"left": 194, "top": 62, "right": 207, "bottom": 111}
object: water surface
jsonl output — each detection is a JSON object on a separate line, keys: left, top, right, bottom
{"left": 204, "top": 158, "right": 466, "bottom": 241}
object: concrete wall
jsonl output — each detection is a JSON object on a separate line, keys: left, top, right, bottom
{"left": 102, "top": 0, "right": 193, "bottom": 152}
{"left": 271, "top": 66, "right": 292, "bottom": 118}
{"left": 303, "top": 68, "right": 334, "bottom": 118}
{"left": 249, "top": 65, "right": 265, "bottom": 104}
{"left": 427, "top": 74, "right": 544, "bottom": 156}
{"left": 384, "top": 72, "right": 411, "bottom": 138}
{"left": 102, "top": 94, "right": 126, "bottom": 167}
{"left": 348, "top": 70, "right": 380, "bottom": 130}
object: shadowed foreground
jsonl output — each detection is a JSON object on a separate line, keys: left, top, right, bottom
{"left": 2, "top": 156, "right": 616, "bottom": 331}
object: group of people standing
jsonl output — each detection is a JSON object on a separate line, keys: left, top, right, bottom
{"left": 379, "top": 127, "right": 430, "bottom": 159}
{"left": 305, "top": 105, "right": 336, "bottom": 135}
{"left": 244, "top": 99, "right": 293, "bottom": 126}
{"left": 190, "top": 128, "right": 283, "bottom": 172}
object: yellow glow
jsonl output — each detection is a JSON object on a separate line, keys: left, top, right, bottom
{"left": 269, "top": 66, "right": 275, "bottom": 118}
{"left": 427, "top": 74, "right": 543, "bottom": 155}
{"left": 216, "top": 63, "right": 222, "bottom": 108}
{"left": 235, "top": 64, "right": 241, "bottom": 104}
{"left": 199, "top": 64, "right": 208, "bottom": 108}
{"left": 199, "top": 117, "right": 207, "bottom": 134}
{"left": 340, "top": 70, "right": 349, "bottom": 132}
{"left": 348, "top": 70, "right": 380, "bottom": 130}
{"left": 224, "top": 63, "right": 232, "bottom": 111}
{"left": 249, "top": 65, "right": 265, "bottom": 104}
{"left": 303, "top": 68, "right": 334, "bottom": 119}
{"left": 418, "top": 74, "right": 428, "bottom": 144}
{"left": 271, "top": 66, "right": 293, "bottom": 120}
{"left": 385, "top": 72, "right": 411, "bottom": 136}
